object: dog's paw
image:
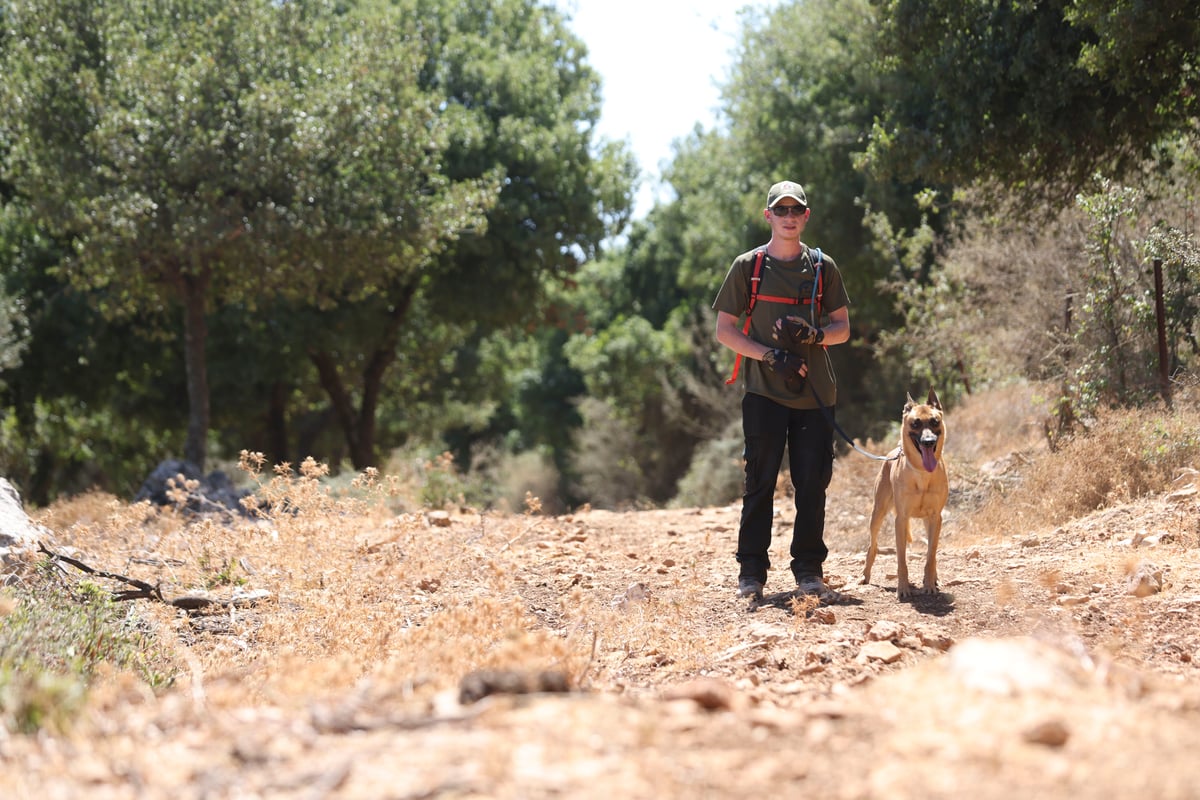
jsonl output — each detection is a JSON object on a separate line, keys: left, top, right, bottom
{"left": 896, "top": 583, "right": 913, "bottom": 600}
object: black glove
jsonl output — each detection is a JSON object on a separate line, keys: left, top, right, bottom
{"left": 773, "top": 315, "right": 824, "bottom": 350}
{"left": 762, "top": 348, "right": 807, "bottom": 393}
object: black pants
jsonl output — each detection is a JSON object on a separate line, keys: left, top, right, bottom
{"left": 736, "top": 393, "right": 835, "bottom": 584}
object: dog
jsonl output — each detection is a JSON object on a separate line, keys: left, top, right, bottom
{"left": 862, "top": 389, "right": 948, "bottom": 599}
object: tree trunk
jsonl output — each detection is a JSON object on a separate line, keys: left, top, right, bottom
{"left": 309, "top": 281, "right": 419, "bottom": 470}
{"left": 181, "top": 270, "right": 211, "bottom": 470}
{"left": 309, "top": 349, "right": 370, "bottom": 467}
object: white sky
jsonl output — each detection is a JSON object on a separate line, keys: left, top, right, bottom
{"left": 555, "top": 0, "right": 782, "bottom": 217}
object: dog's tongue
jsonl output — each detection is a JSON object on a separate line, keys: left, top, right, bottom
{"left": 920, "top": 444, "right": 938, "bottom": 473}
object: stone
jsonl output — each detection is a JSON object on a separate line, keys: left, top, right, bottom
{"left": 134, "top": 459, "right": 252, "bottom": 516}
{"left": 0, "top": 477, "right": 48, "bottom": 573}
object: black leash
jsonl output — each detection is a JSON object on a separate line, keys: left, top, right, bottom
{"left": 808, "top": 383, "right": 900, "bottom": 462}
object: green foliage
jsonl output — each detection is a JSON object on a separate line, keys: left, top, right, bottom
{"left": 5, "top": 0, "right": 1198, "bottom": 513}
{"left": 201, "top": 558, "right": 246, "bottom": 590}
{"left": 0, "top": 396, "right": 179, "bottom": 502}
{"left": 568, "top": 396, "right": 648, "bottom": 509}
{"left": 724, "top": 0, "right": 943, "bottom": 323}
{"left": 0, "top": 0, "right": 628, "bottom": 482}
{"left": 0, "top": 565, "right": 175, "bottom": 734}
{"left": 565, "top": 315, "right": 673, "bottom": 418}
{"left": 413, "top": 0, "right": 635, "bottom": 315}
{"left": 1061, "top": 167, "right": 1200, "bottom": 421}
{"left": 1145, "top": 222, "right": 1200, "bottom": 371}
{"left": 670, "top": 417, "right": 744, "bottom": 509}
{"left": 551, "top": 0, "right": 943, "bottom": 507}
{"left": 1069, "top": 177, "right": 1158, "bottom": 411}
{"left": 0, "top": 192, "right": 188, "bottom": 501}
{"left": 0, "top": 288, "right": 25, "bottom": 378}
{"left": 416, "top": 450, "right": 474, "bottom": 510}
{"left": 869, "top": 201, "right": 975, "bottom": 399}
{"left": 867, "top": 0, "right": 1200, "bottom": 199}
{"left": 1, "top": 0, "right": 503, "bottom": 468}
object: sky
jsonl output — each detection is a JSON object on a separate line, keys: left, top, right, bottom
{"left": 555, "top": 0, "right": 782, "bottom": 218}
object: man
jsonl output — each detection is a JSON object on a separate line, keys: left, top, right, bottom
{"left": 712, "top": 180, "right": 851, "bottom": 602}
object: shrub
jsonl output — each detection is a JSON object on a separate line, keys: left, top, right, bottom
{"left": 960, "top": 401, "right": 1200, "bottom": 540}
{"left": 0, "top": 564, "right": 176, "bottom": 733}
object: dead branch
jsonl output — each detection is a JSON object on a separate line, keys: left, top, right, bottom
{"left": 40, "top": 542, "right": 165, "bottom": 603}
{"left": 39, "top": 543, "right": 272, "bottom": 611}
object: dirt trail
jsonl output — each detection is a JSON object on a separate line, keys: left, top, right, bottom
{"left": 4, "top": 444, "right": 1200, "bottom": 799}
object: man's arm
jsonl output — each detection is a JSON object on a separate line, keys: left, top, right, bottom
{"left": 716, "top": 311, "right": 772, "bottom": 361}
{"left": 820, "top": 307, "right": 851, "bottom": 346}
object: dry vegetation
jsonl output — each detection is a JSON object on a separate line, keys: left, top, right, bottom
{"left": 3, "top": 381, "right": 1200, "bottom": 799}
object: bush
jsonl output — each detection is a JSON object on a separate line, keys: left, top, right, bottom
{"left": 961, "top": 400, "right": 1200, "bottom": 540}
{"left": 672, "top": 417, "right": 744, "bottom": 508}
{"left": 0, "top": 563, "right": 175, "bottom": 734}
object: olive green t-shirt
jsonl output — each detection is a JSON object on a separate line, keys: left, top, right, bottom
{"left": 712, "top": 245, "right": 850, "bottom": 410}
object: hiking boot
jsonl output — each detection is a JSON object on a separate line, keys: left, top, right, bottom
{"left": 737, "top": 577, "right": 765, "bottom": 601}
{"left": 797, "top": 575, "right": 844, "bottom": 603}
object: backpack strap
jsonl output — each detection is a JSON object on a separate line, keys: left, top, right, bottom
{"left": 810, "top": 246, "right": 824, "bottom": 321}
{"left": 726, "top": 248, "right": 766, "bottom": 385}
{"left": 725, "top": 245, "right": 824, "bottom": 385}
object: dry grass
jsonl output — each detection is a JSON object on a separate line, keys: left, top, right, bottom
{"left": 13, "top": 381, "right": 1199, "bottom": 739}
{"left": 955, "top": 393, "right": 1200, "bottom": 543}
{"left": 27, "top": 456, "right": 597, "bottom": 724}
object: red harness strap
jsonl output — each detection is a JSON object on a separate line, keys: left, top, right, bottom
{"left": 725, "top": 246, "right": 823, "bottom": 385}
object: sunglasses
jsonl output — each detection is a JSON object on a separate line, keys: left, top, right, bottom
{"left": 770, "top": 204, "right": 807, "bottom": 217}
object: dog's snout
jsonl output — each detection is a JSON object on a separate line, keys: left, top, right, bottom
{"left": 920, "top": 428, "right": 939, "bottom": 446}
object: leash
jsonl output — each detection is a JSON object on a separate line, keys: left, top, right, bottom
{"left": 807, "top": 383, "right": 900, "bottom": 462}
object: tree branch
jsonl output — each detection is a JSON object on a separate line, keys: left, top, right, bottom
{"left": 40, "top": 542, "right": 165, "bottom": 603}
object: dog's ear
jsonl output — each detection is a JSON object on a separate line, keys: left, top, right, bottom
{"left": 927, "top": 388, "right": 942, "bottom": 410}
{"left": 904, "top": 392, "right": 916, "bottom": 412}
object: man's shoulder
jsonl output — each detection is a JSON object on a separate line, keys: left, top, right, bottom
{"left": 725, "top": 246, "right": 767, "bottom": 276}
{"left": 807, "top": 244, "right": 836, "bottom": 264}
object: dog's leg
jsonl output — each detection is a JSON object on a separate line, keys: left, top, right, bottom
{"left": 921, "top": 513, "right": 942, "bottom": 594}
{"left": 863, "top": 468, "right": 892, "bottom": 585}
{"left": 895, "top": 513, "right": 913, "bottom": 599}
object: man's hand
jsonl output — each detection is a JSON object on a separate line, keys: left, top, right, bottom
{"left": 773, "top": 315, "right": 824, "bottom": 349}
{"left": 762, "top": 348, "right": 807, "bottom": 393}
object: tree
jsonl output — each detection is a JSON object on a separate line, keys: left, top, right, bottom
{"left": 864, "top": 0, "right": 1200, "bottom": 198}
{"left": 719, "top": 0, "right": 952, "bottom": 325}
{"left": 1, "top": 0, "right": 494, "bottom": 471}
{"left": 213, "top": 0, "right": 635, "bottom": 471}
{"left": 297, "top": 0, "right": 635, "bottom": 469}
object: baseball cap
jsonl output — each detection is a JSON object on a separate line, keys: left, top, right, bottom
{"left": 767, "top": 181, "right": 807, "bottom": 209}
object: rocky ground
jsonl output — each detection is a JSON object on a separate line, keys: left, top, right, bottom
{"left": 3, "top": 421, "right": 1200, "bottom": 799}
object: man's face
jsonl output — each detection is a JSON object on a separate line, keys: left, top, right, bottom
{"left": 765, "top": 201, "right": 809, "bottom": 238}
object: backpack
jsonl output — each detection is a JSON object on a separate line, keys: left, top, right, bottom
{"left": 725, "top": 245, "right": 823, "bottom": 385}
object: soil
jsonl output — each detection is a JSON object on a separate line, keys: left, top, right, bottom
{"left": 4, "top": 438, "right": 1200, "bottom": 799}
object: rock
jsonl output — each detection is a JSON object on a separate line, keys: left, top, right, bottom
{"left": 867, "top": 620, "right": 905, "bottom": 641}
{"left": 857, "top": 640, "right": 904, "bottom": 664}
{"left": 1023, "top": 719, "right": 1071, "bottom": 747}
{"left": 745, "top": 621, "right": 788, "bottom": 642}
{"left": 613, "top": 582, "right": 651, "bottom": 609}
{"left": 0, "top": 477, "right": 49, "bottom": 574}
{"left": 810, "top": 607, "right": 837, "bottom": 624}
{"left": 134, "top": 460, "right": 252, "bottom": 516}
{"left": 662, "top": 677, "right": 738, "bottom": 711}
{"left": 1126, "top": 562, "right": 1163, "bottom": 597}
{"left": 426, "top": 510, "right": 452, "bottom": 528}
{"left": 458, "top": 669, "right": 571, "bottom": 705}
{"left": 943, "top": 637, "right": 1087, "bottom": 696}
{"left": 917, "top": 629, "right": 955, "bottom": 651}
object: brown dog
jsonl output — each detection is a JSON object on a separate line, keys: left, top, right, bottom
{"left": 863, "top": 389, "right": 948, "bottom": 599}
